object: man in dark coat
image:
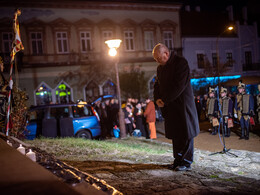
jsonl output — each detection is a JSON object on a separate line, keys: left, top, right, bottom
{"left": 153, "top": 43, "right": 200, "bottom": 171}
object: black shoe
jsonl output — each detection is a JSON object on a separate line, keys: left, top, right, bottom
{"left": 167, "top": 163, "right": 178, "bottom": 170}
{"left": 174, "top": 165, "right": 192, "bottom": 171}
{"left": 211, "top": 132, "right": 217, "bottom": 135}
{"left": 239, "top": 136, "right": 245, "bottom": 140}
{"left": 245, "top": 136, "right": 249, "bottom": 140}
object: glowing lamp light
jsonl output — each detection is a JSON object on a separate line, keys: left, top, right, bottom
{"left": 105, "top": 39, "right": 122, "bottom": 49}
{"left": 108, "top": 48, "right": 117, "bottom": 56}
{"left": 228, "top": 26, "right": 234, "bottom": 31}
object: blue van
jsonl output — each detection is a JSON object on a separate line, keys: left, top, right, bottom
{"left": 25, "top": 102, "right": 101, "bottom": 140}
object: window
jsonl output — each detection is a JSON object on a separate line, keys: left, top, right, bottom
{"left": 212, "top": 53, "right": 217, "bottom": 67}
{"left": 197, "top": 54, "right": 205, "bottom": 69}
{"left": 2, "top": 32, "right": 13, "bottom": 53}
{"left": 163, "top": 31, "right": 173, "bottom": 49}
{"left": 103, "top": 31, "right": 113, "bottom": 49}
{"left": 35, "top": 84, "right": 52, "bottom": 105}
{"left": 226, "top": 52, "right": 233, "bottom": 67}
{"left": 103, "top": 31, "right": 113, "bottom": 42}
{"left": 30, "top": 32, "right": 43, "bottom": 55}
{"left": 72, "top": 105, "right": 93, "bottom": 118}
{"left": 80, "top": 31, "right": 91, "bottom": 52}
{"left": 85, "top": 81, "right": 99, "bottom": 102}
{"left": 55, "top": 82, "right": 72, "bottom": 104}
{"left": 124, "top": 31, "right": 134, "bottom": 51}
{"left": 50, "top": 107, "right": 70, "bottom": 119}
{"left": 245, "top": 51, "right": 252, "bottom": 65}
{"left": 144, "top": 31, "right": 154, "bottom": 51}
{"left": 56, "top": 32, "right": 69, "bottom": 53}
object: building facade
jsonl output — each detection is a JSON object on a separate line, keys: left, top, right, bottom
{"left": 0, "top": 1, "right": 182, "bottom": 105}
{"left": 181, "top": 4, "right": 260, "bottom": 93}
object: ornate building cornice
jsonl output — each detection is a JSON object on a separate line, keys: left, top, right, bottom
{"left": 1, "top": 1, "right": 181, "bottom": 12}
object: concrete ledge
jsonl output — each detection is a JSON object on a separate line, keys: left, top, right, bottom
{"left": 0, "top": 138, "right": 105, "bottom": 195}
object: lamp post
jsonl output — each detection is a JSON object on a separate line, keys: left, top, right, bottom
{"left": 105, "top": 39, "right": 126, "bottom": 138}
{"left": 216, "top": 25, "right": 234, "bottom": 87}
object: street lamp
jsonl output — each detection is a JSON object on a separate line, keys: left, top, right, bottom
{"left": 216, "top": 25, "right": 234, "bottom": 87}
{"left": 105, "top": 39, "right": 126, "bottom": 138}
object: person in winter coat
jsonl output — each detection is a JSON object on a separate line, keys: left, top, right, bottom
{"left": 144, "top": 98, "right": 157, "bottom": 139}
{"left": 123, "top": 105, "right": 135, "bottom": 135}
{"left": 133, "top": 102, "right": 147, "bottom": 138}
{"left": 206, "top": 87, "right": 219, "bottom": 135}
{"left": 234, "top": 81, "right": 255, "bottom": 140}
{"left": 220, "top": 87, "right": 233, "bottom": 137}
{"left": 153, "top": 43, "right": 200, "bottom": 171}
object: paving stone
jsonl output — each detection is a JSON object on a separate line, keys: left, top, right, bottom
{"left": 94, "top": 172, "right": 118, "bottom": 180}
{"left": 140, "top": 169, "right": 176, "bottom": 177}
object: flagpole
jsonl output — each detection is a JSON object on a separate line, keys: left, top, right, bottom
{"left": 6, "top": 9, "right": 24, "bottom": 136}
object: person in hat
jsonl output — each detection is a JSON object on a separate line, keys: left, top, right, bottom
{"left": 257, "top": 84, "right": 260, "bottom": 124}
{"left": 153, "top": 43, "right": 200, "bottom": 171}
{"left": 234, "top": 81, "right": 255, "bottom": 140}
{"left": 220, "top": 87, "right": 233, "bottom": 137}
{"left": 206, "top": 87, "right": 219, "bottom": 135}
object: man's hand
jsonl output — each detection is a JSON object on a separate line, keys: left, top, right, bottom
{"left": 156, "top": 99, "right": 164, "bottom": 107}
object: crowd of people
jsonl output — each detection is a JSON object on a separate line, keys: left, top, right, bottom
{"left": 194, "top": 82, "right": 260, "bottom": 140}
{"left": 93, "top": 97, "right": 157, "bottom": 140}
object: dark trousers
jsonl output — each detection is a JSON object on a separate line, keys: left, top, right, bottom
{"left": 172, "top": 137, "right": 194, "bottom": 167}
{"left": 125, "top": 123, "right": 133, "bottom": 135}
{"left": 240, "top": 117, "right": 250, "bottom": 137}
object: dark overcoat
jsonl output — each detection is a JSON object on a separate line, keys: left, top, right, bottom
{"left": 154, "top": 53, "right": 200, "bottom": 140}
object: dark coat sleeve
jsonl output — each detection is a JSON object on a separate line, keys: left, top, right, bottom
{"left": 163, "top": 57, "right": 190, "bottom": 104}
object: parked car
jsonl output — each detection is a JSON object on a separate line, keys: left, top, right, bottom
{"left": 25, "top": 102, "right": 101, "bottom": 140}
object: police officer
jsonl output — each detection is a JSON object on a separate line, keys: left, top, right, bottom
{"left": 234, "top": 82, "right": 255, "bottom": 140}
{"left": 220, "top": 87, "right": 233, "bottom": 137}
{"left": 206, "top": 87, "right": 219, "bottom": 135}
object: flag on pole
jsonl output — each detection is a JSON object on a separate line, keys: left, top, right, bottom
{"left": 6, "top": 9, "right": 24, "bottom": 136}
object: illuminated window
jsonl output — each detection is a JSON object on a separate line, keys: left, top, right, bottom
{"left": 80, "top": 31, "right": 92, "bottom": 52}
{"left": 124, "top": 31, "right": 135, "bottom": 51}
{"left": 55, "top": 82, "right": 72, "bottom": 104}
{"left": 30, "top": 32, "right": 43, "bottom": 55}
{"left": 56, "top": 32, "right": 69, "bottom": 53}
{"left": 35, "top": 84, "right": 52, "bottom": 105}
{"left": 163, "top": 31, "right": 173, "bottom": 50}
{"left": 144, "top": 31, "right": 154, "bottom": 51}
